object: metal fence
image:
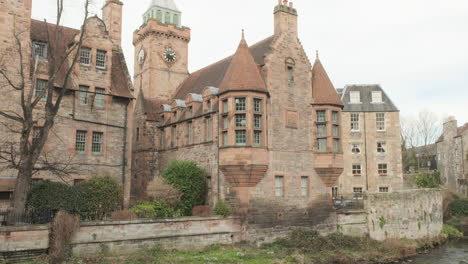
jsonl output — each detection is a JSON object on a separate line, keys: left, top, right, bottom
{"left": 332, "top": 193, "right": 366, "bottom": 210}
{"left": 0, "top": 209, "right": 56, "bottom": 226}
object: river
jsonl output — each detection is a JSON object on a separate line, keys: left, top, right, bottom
{"left": 403, "top": 238, "right": 468, "bottom": 264}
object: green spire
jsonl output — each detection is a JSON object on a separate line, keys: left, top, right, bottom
{"left": 143, "top": 0, "right": 182, "bottom": 27}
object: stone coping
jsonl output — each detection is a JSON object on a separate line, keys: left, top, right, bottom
{"left": 0, "top": 224, "right": 49, "bottom": 232}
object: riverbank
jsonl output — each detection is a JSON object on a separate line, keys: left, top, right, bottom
{"left": 14, "top": 230, "right": 449, "bottom": 264}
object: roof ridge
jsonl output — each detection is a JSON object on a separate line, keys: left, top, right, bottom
{"left": 31, "top": 19, "right": 80, "bottom": 32}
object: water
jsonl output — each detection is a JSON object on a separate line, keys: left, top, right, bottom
{"left": 406, "top": 238, "right": 468, "bottom": 264}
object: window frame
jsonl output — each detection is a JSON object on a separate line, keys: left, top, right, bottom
{"left": 317, "top": 138, "right": 327, "bottom": 153}
{"left": 235, "top": 97, "right": 246, "bottom": 111}
{"left": 378, "top": 163, "right": 388, "bottom": 176}
{"left": 352, "top": 164, "right": 362, "bottom": 176}
{"left": 333, "top": 139, "right": 340, "bottom": 153}
{"left": 222, "top": 131, "right": 228, "bottom": 146}
{"left": 96, "top": 49, "right": 107, "bottom": 70}
{"left": 316, "top": 110, "right": 327, "bottom": 123}
{"left": 235, "top": 130, "right": 246, "bottom": 146}
{"left": 75, "top": 130, "right": 87, "bottom": 154}
{"left": 377, "top": 142, "right": 386, "bottom": 153}
{"left": 205, "top": 117, "right": 212, "bottom": 142}
{"left": 275, "top": 176, "right": 284, "bottom": 197}
{"left": 91, "top": 132, "right": 103, "bottom": 155}
{"left": 301, "top": 176, "right": 309, "bottom": 197}
{"left": 188, "top": 122, "right": 193, "bottom": 145}
{"left": 379, "top": 187, "right": 389, "bottom": 193}
{"left": 254, "top": 98, "right": 262, "bottom": 113}
{"left": 35, "top": 79, "right": 48, "bottom": 100}
{"left": 376, "top": 113, "right": 386, "bottom": 131}
{"left": 80, "top": 47, "right": 91, "bottom": 66}
{"left": 222, "top": 99, "right": 229, "bottom": 113}
{"left": 350, "top": 113, "right": 360, "bottom": 131}
{"left": 235, "top": 114, "right": 247, "bottom": 128}
{"left": 94, "top": 88, "right": 105, "bottom": 108}
{"left": 32, "top": 41, "right": 47, "bottom": 60}
{"left": 253, "top": 130, "right": 261, "bottom": 146}
{"left": 352, "top": 144, "right": 361, "bottom": 154}
{"left": 350, "top": 91, "right": 361, "bottom": 103}
{"left": 254, "top": 115, "right": 262, "bottom": 129}
{"left": 372, "top": 91, "right": 383, "bottom": 103}
{"left": 79, "top": 85, "right": 89, "bottom": 105}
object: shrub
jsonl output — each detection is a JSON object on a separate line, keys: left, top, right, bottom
{"left": 415, "top": 170, "right": 441, "bottom": 188}
{"left": 442, "top": 224, "right": 463, "bottom": 239}
{"left": 130, "top": 200, "right": 181, "bottom": 218}
{"left": 448, "top": 198, "right": 468, "bottom": 217}
{"left": 214, "top": 200, "right": 231, "bottom": 217}
{"left": 26, "top": 181, "right": 77, "bottom": 212}
{"left": 161, "top": 161, "right": 207, "bottom": 216}
{"left": 48, "top": 211, "right": 80, "bottom": 264}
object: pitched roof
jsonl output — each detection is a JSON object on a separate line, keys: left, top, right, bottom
{"left": 311, "top": 58, "right": 343, "bottom": 107}
{"left": 341, "top": 84, "right": 399, "bottom": 112}
{"left": 143, "top": 97, "right": 166, "bottom": 121}
{"left": 219, "top": 37, "right": 267, "bottom": 95}
{"left": 458, "top": 123, "right": 468, "bottom": 135}
{"left": 173, "top": 36, "right": 274, "bottom": 99}
{"left": 30, "top": 19, "right": 133, "bottom": 99}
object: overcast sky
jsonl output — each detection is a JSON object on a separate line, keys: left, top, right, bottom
{"left": 32, "top": 0, "right": 468, "bottom": 125}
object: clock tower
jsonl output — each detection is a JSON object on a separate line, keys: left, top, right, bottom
{"left": 133, "top": 0, "right": 190, "bottom": 101}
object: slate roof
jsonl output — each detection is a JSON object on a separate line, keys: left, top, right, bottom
{"left": 340, "top": 84, "right": 399, "bottom": 112}
{"left": 311, "top": 58, "right": 343, "bottom": 107}
{"left": 219, "top": 37, "right": 267, "bottom": 95}
{"left": 30, "top": 19, "right": 134, "bottom": 99}
{"left": 173, "top": 36, "right": 274, "bottom": 99}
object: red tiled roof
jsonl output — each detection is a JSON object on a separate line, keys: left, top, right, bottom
{"left": 311, "top": 58, "right": 343, "bottom": 107}
{"left": 173, "top": 36, "right": 274, "bottom": 99}
{"left": 219, "top": 37, "right": 267, "bottom": 94}
{"left": 110, "top": 47, "right": 134, "bottom": 98}
{"left": 458, "top": 123, "right": 468, "bottom": 135}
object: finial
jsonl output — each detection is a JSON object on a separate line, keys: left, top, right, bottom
{"left": 242, "top": 29, "right": 245, "bottom": 39}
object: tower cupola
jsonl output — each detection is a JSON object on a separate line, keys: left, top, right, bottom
{"left": 143, "top": 0, "right": 182, "bottom": 27}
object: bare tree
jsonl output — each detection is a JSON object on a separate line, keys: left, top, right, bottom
{"left": 0, "top": 0, "right": 90, "bottom": 213}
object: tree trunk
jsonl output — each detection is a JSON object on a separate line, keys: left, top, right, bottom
{"left": 11, "top": 161, "right": 34, "bottom": 214}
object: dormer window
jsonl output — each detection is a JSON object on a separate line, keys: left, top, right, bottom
{"left": 33, "top": 41, "right": 47, "bottom": 60}
{"left": 350, "top": 91, "right": 361, "bottom": 103}
{"left": 372, "top": 91, "right": 383, "bottom": 103}
{"left": 96, "top": 50, "right": 107, "bottom": 69}
{"left": 80, "top": 47, "right": 91, "bottom": 66}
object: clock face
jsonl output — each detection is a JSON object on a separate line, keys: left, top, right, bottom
{"left": 163, "top": 47, "right": 177, "bottom": 63}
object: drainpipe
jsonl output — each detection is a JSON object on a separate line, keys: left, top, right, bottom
{"left": 216, "top": 97, "right": 221, "bottom": 202}
{"left": 461, "top": 136, "right": 465, "bottom": 180}
{"left": 121, "top": 102, "right": 129, "bottom": 185}
{"left": 364, "top": 112, "right": 369, "bottom": 191}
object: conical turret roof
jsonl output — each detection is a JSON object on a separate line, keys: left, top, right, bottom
{"left": 219, "top": 35, "right": 267, "bottom": 94}
{"left": 312, "top": 57, "right": 343, "bottom": 107}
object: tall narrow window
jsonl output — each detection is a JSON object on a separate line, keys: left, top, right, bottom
{"left": 35, "top": 79, "right": 47, "bottom": 99}
{"left": 33, "top": 42, "right": 47, "bottom": 59}
{"left": 332, "top": 111, "right": 339, "bottom": 123}
{"left": 350, "top": 91, "right": 361, "bottom": 103}
{"left": 254, "top": 131, "right": 261, "bottom": 146}
{"left": 164, "top": 12, "right": 170, "bottom": 23}
{"left": 235, "top": 114, "right": 246, "bottom": 127}
{"left": 94, "top": 88, "right": 105, "bottom": 108}
{"left": 156, "top": 10, "right": 162, "bottom": 21}
{"left": 172, "top": 126, "right": 177, "bottom": 147}
{"left": 223, "top": 116, "right": 229, "bottom": 129}
{"left": 205, "top": 117, "right": 212, "bottom": 141}
{"left": 301, "top": 176, "right": 309, "bottom": 197}
{"left": 235, "top": 130, "right": 246, "bottom": 146}
{"left": 350, "top": 113, "right": 360, "bottom": 131}
{"left": 92, "top": 132, "right": 103, "bottom": 154}
{"left": 96, "top": 50, "right": 107, "bottom": 69}
{"left": 377, "top": 142, "right": 386, "bottom": 153}
{"left": 235, "top": 98, "right": 246, "bottom": 111}
{"left": 75, "top": 130, "right": 86, "bottom": 153}
{"left": 188, "top": 122, "right": 193, "bottom": 145}
{"left": 173, "top": 14, "right": 179, "bottom": 25}
{"left": 254, "top": 115, "right": 261, "bottom": 129}
{"left": 275, "top": 176, "right": 284, "bottom": 197}
{"left": 378, "top": 163, "right": 388, "bottom": 175}
{"left": 80, "top": 47, "right": 91, "bottom": 66}
{"left": 287, "top": 66, "right": 294, "bottom": 86}
{"left": 254, "top": 99, "right": 262, "bottom": 112}
{"left": 160, "top": 129, "right": 165, "bottom": 149}
{"left": 317, "top": 138, "right": 327, "bottom": 152}
{"left": 376, "top": 113, "right": 386, "bottom": 131}
{"left": 352, "top": 164, "right": 362, "bottom": 176}
{"left": 316, "top": 110, "right": 326, "bottom": 122}
{"left": 79, "top": 86, "right": 89, "bottom": 105}
{"left": 222, "top": 131, "right": 228, "bottom": 146}
{"left": 333, "top": 139, "right": 340, "bottom": 153}
{"left": 317, "top": 124, "right": 326, "bottom": 137}
{"left": 136, "top": 127, "right": 140, "bottom": 142}
{"left": 332, "top": 125, "right": 340, "bottom": 137}
{"left": 223, "top": 100, "right": 229, "bottom": 113}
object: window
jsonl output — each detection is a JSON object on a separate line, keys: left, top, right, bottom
{"left": 205, "top": 100, "right": 211, "bottom": 113}
{"left": 92, "top": 132, "right": 103, "bottom": 154}
{"left": 94, "top": 88, "right": 105, "bottom": 108}
{"left": 75, "top": 130, "right": 86, "bottom": 153}
{"left": 378, "top": 163, "right": 388, "bottom": 175}
{"left": 317, "top": 125, "right": 326, "bottom": 137}
{"left": 79, "top": 86, "right": 89, "bottom": 105}
{"left": 352, "top": 144, "right": 361, "bottom": 154}
{"left": 0, "top": 191, "right": 12, "bottom": 201}
{"left": 80, "top": 47, "right": 91, "bottom": 65}
{"left": 235, "top": 98, "right": 246, "bottom": 111}
{"left": 235, "top": 130, "right": 246, "bottom": 146}
{"left": 332, "top": 187, "right": 339, "bottom": 198}
{"left": 222, "top": 131, "right": 228, "bottom": 146}
{"left": 332, "top": 125, "right": 339, "bottom": 137}
{"left": 301, "top": 176, "right": 309, "bottom": 197}
{"left": 156, "top": 10, "right": 162, "bottom": 21}
{"left": 317, "top": 138, "right": 327, "bottom": 152}
{"left": 235, "top": 114, "right": 246, "bottom": 127}
{"left": 332, "top": 111, "right": 339, "bottom": 123}
{"left": 165, "top": 12, "right": 170, "bottom": 23}
{"left": 188, "top": 122, "right": 193, "bottom": 145}
{"left": 32, "top": 127, "right": 41, "bottom": 145}
{"left": 254, "top": 115, "right": 261, "bottom": 129}
{"left": 96, "top": 50, "right": 107, "bottom": 69}
{"left": 287, "top": 66, "right": 294, "bottom": 86}
{"left": 205, "top": 118, "right": 212, "bottom": 141}
{"left": 372, "top": 91, "right": 383, "bottom": 103}
{"left": 379, "top": 187, "right": 389, "bottom": 193}
{"left": 173, "top": 14, "right": 179, "bottom": 25}
{"left": 316, "top": 110, "right": 326, "bottom": 122}
{"left": 377, "top": 142, "right": 386, "bottom": 153}
{"left": 350, "top": 113, "right": 360, "bottom": 131}
{"left": 74, "top": 179, "right": 85, "bottom": 186}
{"left": 254, "top": 131, "right": 261, "bottom": 146}
{"left": 160, "top": 129, "right": 165, "bottom": 148}
{"left": 223, "top": 116, "right": 229, "bottom": 129}
{"left": 136, "top": 127, "right": 140, "bottom": 142}
{"left": 223, "top": 100, "right": 228, "bottom": 113}
{"left": 254, "top": 99, "right": 262, "bottom": 112}
{"left": 33, "top": 42, "right": 47, "bottom": 59}
{"left": 350, "top": 91, "right": 361, "bottom": 103}
{"left": 376, "top": 113, "right": 386, "bottom": 131}
{"left": 352, "top": 164, "right": 362, "bottom": 176}
{"left": 172, "top": 126, "right": 177, "bottom": 147}
{"left": 333, "top": 139, "right": 340, "bottom": 153}
{"left": 353, "top": 187, "right": 363, "bottom": 198}
{"left": 275, "top": 176, "right": 284, "bottom": 197}
{"left": 35, "top": 79, "right": 47, "bottom": 99}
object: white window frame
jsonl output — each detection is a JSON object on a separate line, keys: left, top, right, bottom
{"left": 352, "top": 144, "right": 361, "bottom": 154}
{"left": 235, "top": 97, "right": 246, "bottom": 111}
{"left": 372, "top": 91, "right": 383, "bottom": 103}
{"left": 75, "top": 130, "right": 87, "bottom": 154}
{"left": 350, "top": 113, "right": 360, "bottom": 131}
{"left": 253, "top": 131, "right": 261, "bottom": 146}
{"left": 96, "top": 50, "right": 107, "bottom": 69}
{"left": 79, "top": 86, "right": 89, "bottom": 105}
{"left": 316, "top": 110, "right": 326, "bottom": 122}
{"left": 378, "top": 163, "right": 388, "bottom": 175}
{"left": 275, "top": 176, "right": 284, "bottom": 197}
{"left": 317, "top": 138, "right": 327, "bottom": 152}
{"left": 376, "top": 113, "right": 386, "bottom": 131}
{"left": 352, "top": 164, "right": 362, "bottom": 176}
{"left": 35, "top": 79, "right": 48, "bottom": 100}
{"left": 91, "top": 132, "right": 103, "bottom": 155}
{"left": 80, "top": 47, "right": 91, "bottom": 66}
{"left": 33, "top": 41, "right": 47, "bottom": 60}
{"left": 301, "top": 176, "right": 309, "bottom": 197}
{"left": 94, "top": 88, "right": 105, "bottom": 108}
{"left": 350, "top": 91, "right": 361, "bottom": 103}
{"left": 377, "top": 142, "right": 386, "bottom": 153}
{"left": 235, "top": 114, "right": 247, "bottom": 127}
{"left": 235, "top": 130, "right": 246, "bottom": 146}
{"left": 379, "top": 187, "right": 389, "bottom": 193}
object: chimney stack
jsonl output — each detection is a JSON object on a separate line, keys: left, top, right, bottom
{"left": 102, "top": 0, "right": 123, "bottom": 46}
{"left": 274, "top": 0, "right": 298, "bottom": 36}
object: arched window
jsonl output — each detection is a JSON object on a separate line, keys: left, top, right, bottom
{"left": 165, "top": 12, "right": 170, "bottom": 24}
{"left": 156, "top": 10, "right": 162, "bottom": 21}
{"left": 173, "top": 14, "right": 179, "bottom": 26}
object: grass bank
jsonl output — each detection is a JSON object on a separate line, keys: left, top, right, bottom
{"left": 15, "top": 231, "right": 447, "bottom": 264}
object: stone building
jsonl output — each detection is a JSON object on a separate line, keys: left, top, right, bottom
{"left": 337, "top": 85, "right": 403, "bottom": 196}
{"left": 0, "top": 0, "right": 134, "bottom": 208}
{"left": 131, "top": 0, "right": 403, "bottom": 233}
{"left": 436, "top": 117, "right": 468, "bottom": 197}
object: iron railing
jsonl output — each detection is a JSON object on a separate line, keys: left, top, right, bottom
{"left": 0, "top": 209, "right": 56, "bottom": 226}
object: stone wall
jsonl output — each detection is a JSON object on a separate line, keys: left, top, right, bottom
{"left": 0, "top": 217, "right": 241, "bottom": 256}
